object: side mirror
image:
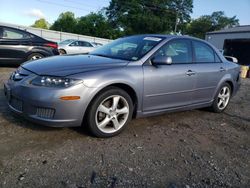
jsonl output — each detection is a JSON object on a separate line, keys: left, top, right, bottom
{"left": 151, "top": 56, "right": 172, "bottom": 65}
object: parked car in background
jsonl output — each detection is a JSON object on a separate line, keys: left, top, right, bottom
{"left": 92, "top": 42, "right": 103, "bottom": 47}
{"left": 0, "top": 25, "right": 59, "bottom": 65}
{"left": 219, "top": 49, "right": 238, "bottom": 64}
{"left": 224, "top": 56, "right": 238, "bottom": 63}
{"left": 4, "top": 35, "right": 241, "bottom": 137}
{"left": 58, "top": 39, "right": 97, "bottom": 55}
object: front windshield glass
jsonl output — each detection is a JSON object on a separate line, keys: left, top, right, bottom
{"left": 59, "top": 39, "right": 75, "bottom": 45}
{"left": 90, "top": 36, "right": 164, "bottom": 61}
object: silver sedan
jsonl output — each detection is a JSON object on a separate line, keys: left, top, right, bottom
{"left": 4, "top": 35, "right": 241, "bottom": 137}
{"left": 58, "top": 39, "right": 97, "bottom": 55}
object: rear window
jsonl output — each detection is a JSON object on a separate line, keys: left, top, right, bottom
{"left": 1, "top": 27, "right": 30, "bottom": 39}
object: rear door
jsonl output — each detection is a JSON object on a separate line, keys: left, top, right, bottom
{"left": 143, "top": 39, "right": 197, "bottom": 111}
{"left": 190, "top": 40, "right": 226, "bottom": 103}
{"left": 0, "top": 27, "right": 31, "bottom": 64}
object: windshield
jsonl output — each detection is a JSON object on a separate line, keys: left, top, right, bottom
{"left": 90, "top": 36, "right": 164, "bottom": 61}
{"left": 59, "top": 39, "right": 75, "bottom": 45}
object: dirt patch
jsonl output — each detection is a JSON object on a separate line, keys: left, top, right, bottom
{"left": 0, "top": 68, "right": 249, "bottom": 187}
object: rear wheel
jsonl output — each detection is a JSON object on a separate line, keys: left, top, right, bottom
{"left": 59, "top": 49, "right": 66, "bottom": 55}
{"left": 86, "top": 87, "right": 133, "bottom": 138}
{"left": 28, "top": 53, "right": 44, "bottom": 61}
{"left": 211, "top": 83, "right": 231, "bottom": 113}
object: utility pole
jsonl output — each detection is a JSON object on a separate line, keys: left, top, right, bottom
{"left": 174, "top": 12, "right": 178, "bottom": 33}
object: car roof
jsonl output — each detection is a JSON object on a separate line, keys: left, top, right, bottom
{"left": 122, "top": 34, "right": 198, "bottom": 40}
{"left": 1, "top": 25, "right": 34, "bottom": 35}
{"left": 64, "top": 39, "right": 91, "bottom": 43}
{"left": 0, "top": 25, "right": 46, "bottom": 40}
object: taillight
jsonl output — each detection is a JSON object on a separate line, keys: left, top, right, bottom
{"left": 44, "top": 43, "right": 58, "bottom": 49}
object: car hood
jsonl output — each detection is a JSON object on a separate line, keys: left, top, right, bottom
{"left": 22, "top": 55, "right": 129, "bottom": 77}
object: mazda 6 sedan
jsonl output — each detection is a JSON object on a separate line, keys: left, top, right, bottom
{"left": 4, "top": 35, "right": 241, "bottom": 137}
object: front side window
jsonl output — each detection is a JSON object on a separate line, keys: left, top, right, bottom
{"left": 90, "top": 36, "right": 164, "bottom": 61}
{"left": 70, "top": 41, "right": 80, "bottom": 46}
{"left": 193, "top": 41, "right": 215, "bottom": 63}
{"left": 153, "top": 40, "right": 192, "bottom": 64}
{"left": 59, "top": 39, "right": 75, "bottom": 45}
{"left": 2, "top": 28, "right": 29, "bottom": 39}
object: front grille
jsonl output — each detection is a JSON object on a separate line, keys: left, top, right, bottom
{"left": 10, "top": 97, "right": 23, "bottom": 112}
{"left": 36, "top": 108, "right": 55, "bottom": 119}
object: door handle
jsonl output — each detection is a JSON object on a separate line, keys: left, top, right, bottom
{"left": 219, "top": 67, "right": 226, "bottom": 72}
{"left": 186, "top": 70, "right": 196, "bottom": 76}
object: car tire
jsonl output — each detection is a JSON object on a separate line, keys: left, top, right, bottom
{"left": 59, "top": 49, "right": 66, "bottom": 55}
{"left": 27, "top": 53, "right": 44, "bottom": 61}
{"left": 211, "top": 83, "right": 231, "bottom": 113}
{"left": 86, "top": 87, "right": 133, "bottom": 138}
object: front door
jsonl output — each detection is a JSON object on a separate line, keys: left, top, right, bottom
{"left": 143, "top": 39, "right": 196, "bottom": 112}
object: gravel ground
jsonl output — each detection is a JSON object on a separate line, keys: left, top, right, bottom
{"left": 0, "top": 68, "right": 249, "bottom": 188}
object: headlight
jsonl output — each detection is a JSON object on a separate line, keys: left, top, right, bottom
{"left": 31, "top": 76, "right": 82, "bottom": 88}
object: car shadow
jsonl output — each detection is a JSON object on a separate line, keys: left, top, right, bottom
{"left": 224, "top": 112, "right": 250, "bottom": 123}
{"left": 0, "top": 88, "right": 90, "bottom": 135}
{"left": 0, "top": 64, "right": 19, "bottom": 68}
{"left": 1, "top": 110, "right": 61, "bottom": 132}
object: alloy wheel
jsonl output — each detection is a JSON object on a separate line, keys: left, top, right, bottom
{"left": 217, "top": 86, "right": 230, "bottom": 110}
{"left": 95, "top": 95, "right": 129, "bottom": 134}
{"left": 30, "top": 54, "right": 43, "bottom": 60}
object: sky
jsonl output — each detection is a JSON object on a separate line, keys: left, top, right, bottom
{"left": 0, "top": 0, "right": 250, "bottom": 26}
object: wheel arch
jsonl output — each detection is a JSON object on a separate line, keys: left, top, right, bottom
{"left": 58, "top": 48, "right": 67, "bottom": 54}
{"left": 84, "top": 83, "right": 139, "bottom": 121}
{"left": 26, "top": 50, "right": 48, "bottom": 60}
{"left": 213, "top": 74, "right": 235, "bottom": 99}
{"left": 225, "top": 80, "right": 234, "bottom": 94}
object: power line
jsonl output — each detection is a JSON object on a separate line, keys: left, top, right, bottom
{"left": 63, "top": 0, "right": 104, "bottom": 9}
{"left": 37, "top": 0, "right": 96, "bottom": 12}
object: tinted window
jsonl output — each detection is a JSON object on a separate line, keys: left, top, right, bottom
{"left": 2, "top": 27, "right": 29, "bottom": 39}
{"left": 154, "top": 40, "right": 192, "bottom": 64}
{"left": 79, "top": 41, "right": 92, "bottom": 47}
{"left": 59, "top": 39, "right": 75, "bottom": 45}
{"left": 193, "top": 41, "right": 215, "bottom": 63}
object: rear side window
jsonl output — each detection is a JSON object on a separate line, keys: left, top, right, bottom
{"left": 80, "top": 41, "right": 92, "bottom": 47}
{"left": 1, "top": 27, "right": 30, "bottom": 39}
{"left": 193, "top": 41, "right": 215, "bottom": 63}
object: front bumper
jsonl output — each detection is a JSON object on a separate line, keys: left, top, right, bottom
{"left": 4, "top": 80, "right": 94, "bottom": 127}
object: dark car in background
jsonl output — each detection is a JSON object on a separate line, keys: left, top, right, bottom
{"left": 0, "top": 25, "right": 59, "bottom": 65}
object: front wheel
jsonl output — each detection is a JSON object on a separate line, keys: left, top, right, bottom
{"left": 211, "top": 83, "right": 231, "bottom": 113}
{"left": 86, "top": 87, "right": 133, "bottom": 138}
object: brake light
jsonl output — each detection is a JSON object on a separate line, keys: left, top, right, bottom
{"left": 44, "top": 43, "right": 58, "bottom": 49}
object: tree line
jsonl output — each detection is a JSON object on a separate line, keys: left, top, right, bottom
{"left": 31, "top": 0, "right": 239, "bottom": 39}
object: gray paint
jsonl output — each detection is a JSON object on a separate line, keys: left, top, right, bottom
{"left": 4, "top": 35, "right": 241, "bottom": 127}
